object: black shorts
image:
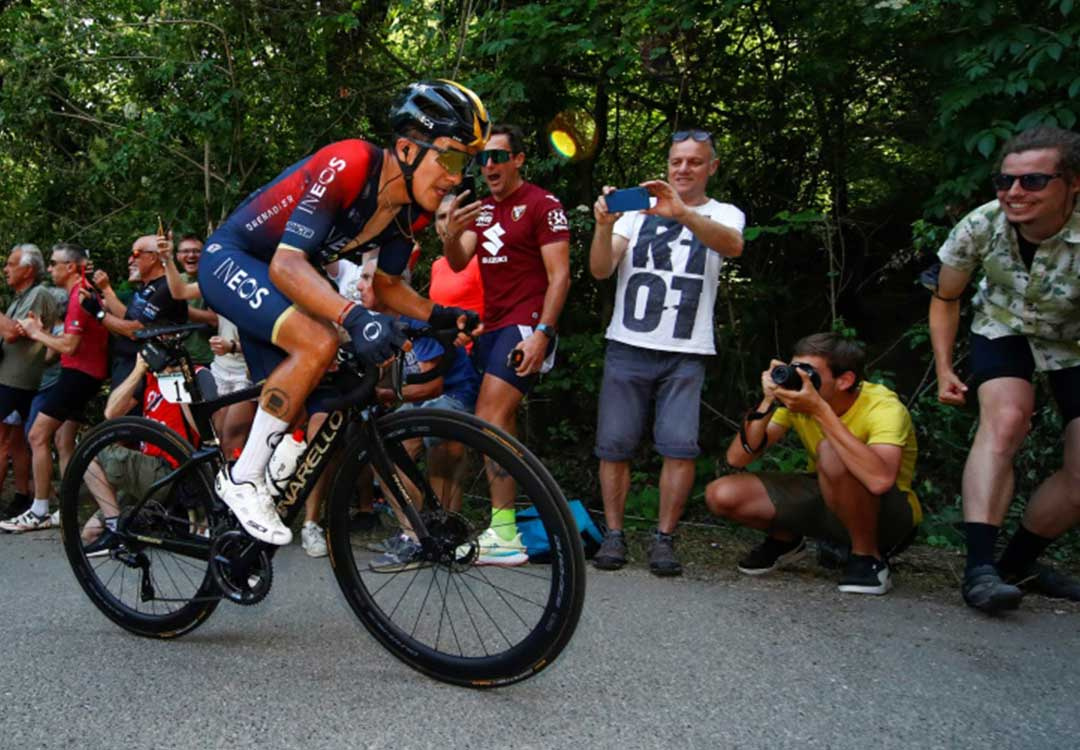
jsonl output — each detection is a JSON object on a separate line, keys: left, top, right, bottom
{"left": 970, "top": 333, "right": 1080, "bottom": 423}
{"left": 38, "top": 368, "right": 104, "bottom": 423}
{"left": 0, "top": 383, "right": 35, "bottom": 423}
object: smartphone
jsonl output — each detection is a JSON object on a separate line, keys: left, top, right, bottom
{"left": 458, "top": 171, "right": 477, "bottom": 199}
{"left": 506, "top": 348, "right": 525, "bottom": 370}
{"left": 604, "top": 187, "right": 651, "bottom": 213}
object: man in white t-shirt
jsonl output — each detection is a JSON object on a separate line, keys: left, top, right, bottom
{"left": 588, "top": 129, "right": 746, "bottom": 575}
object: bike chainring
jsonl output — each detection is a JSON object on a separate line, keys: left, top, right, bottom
{"left": 422, "top": 511, "right": 476, "bottom": 568}
{"left": 209, "top": 529, "right": 273, "bottom": 606}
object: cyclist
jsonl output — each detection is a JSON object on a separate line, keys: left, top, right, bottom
{"left": 197, "top": 80, "right": 490, "bottom": 545}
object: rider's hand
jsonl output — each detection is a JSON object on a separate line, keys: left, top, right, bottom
{"left": 936, "top": 368, "right": 968, "bottom": 406}
{"left": 342, "top": 305, "right": 407, "bottom": 366}
{"left": 427, "top": 304, "right": 480, "bottom": 336}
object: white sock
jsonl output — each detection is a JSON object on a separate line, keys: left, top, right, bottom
{"left": 31, "top": 499, "right": 49, "bottom": 517}
{"left": 231, "top": 408, "right": 289, "bottom": 485}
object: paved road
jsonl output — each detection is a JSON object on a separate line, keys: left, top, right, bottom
{"left": 1, "top": 529, "right": 1077, "bottom": 750}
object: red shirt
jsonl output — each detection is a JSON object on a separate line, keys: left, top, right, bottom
{"left": 142, "top": 371, "right": 200, "bottom": 463}
{"left": 429, "top": 256, "right": 484, "bottom": 319}
{"left": 467, "top": 181, "right": 569, "bottom": 331}
{"left": 62, "top": 283, "right": 109, "bottom": 379}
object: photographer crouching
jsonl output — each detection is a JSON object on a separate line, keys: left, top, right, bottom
{"left": 705, "top": 333, "right": 921, "bottom": 595}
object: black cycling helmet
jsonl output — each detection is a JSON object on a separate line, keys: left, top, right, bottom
{"left": 390, "top": 79, "right": 491, "bottom": 149}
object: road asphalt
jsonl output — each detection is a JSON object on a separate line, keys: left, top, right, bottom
{"left": 1, "top": 528, "right": 1077, "bottom": 749}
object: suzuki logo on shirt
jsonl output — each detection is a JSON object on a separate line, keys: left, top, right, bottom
{"left": 481, "top": 223, "right": 508, "bottom": 264}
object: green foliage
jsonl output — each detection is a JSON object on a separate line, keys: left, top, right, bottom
{"left": 0, "top": 0, "right": 1076, "bottom": 556}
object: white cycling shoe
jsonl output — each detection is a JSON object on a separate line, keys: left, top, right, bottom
{"left": 215, "top": 467, "right": 293, "bottom": 546}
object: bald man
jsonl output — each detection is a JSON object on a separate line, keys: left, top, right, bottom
{"left": 89, "top": 233, "right": 189, "bottom": 406}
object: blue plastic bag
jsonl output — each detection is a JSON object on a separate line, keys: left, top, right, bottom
{"left": 517, "top": 499, "right": 603, "bottom": 562}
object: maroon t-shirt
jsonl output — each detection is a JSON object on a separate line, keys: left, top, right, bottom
{"left": 62, "top": 283, "right": 109, "bottom": 380}
{"left": 468, "top": 181, "right": 570, "bottom": 332}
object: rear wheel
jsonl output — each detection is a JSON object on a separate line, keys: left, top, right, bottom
{"left": 326, "top": 408, "right": 585, "bottom": 687}
{"left": 59, "top": 417, "right": 222, "bottom": 638}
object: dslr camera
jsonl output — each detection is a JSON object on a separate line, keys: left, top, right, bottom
{"left": 770, "top": 362, "right": 822, "bottom": 391}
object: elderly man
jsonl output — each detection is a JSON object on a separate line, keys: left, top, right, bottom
{"left": 0, "top": 243, "right": 58, "bottom": 531}
{"left": 86, "top": 233, "right": 189, "bottom": 411}
{"left": 588, "top": 129, "right": 745, "bottom": 575}
{"left": 931, "top": 126, "right": 1080, "bottom": 612}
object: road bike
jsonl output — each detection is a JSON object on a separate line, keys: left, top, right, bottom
{"left": 59, "top": 323, "right": 585, "bottom": 687}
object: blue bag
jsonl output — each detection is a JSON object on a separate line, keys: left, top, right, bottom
{"left": 517, "top": 499, "right": 603, "bottom": 562}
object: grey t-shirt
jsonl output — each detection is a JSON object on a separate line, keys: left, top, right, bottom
{"left": 0, "top": 283, "right": 59, "bottom": 390}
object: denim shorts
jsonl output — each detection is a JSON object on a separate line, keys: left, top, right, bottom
{"left": 594, "top": 340, "right": 706, "bottom": 461}
{"left": 398, "top": 393, "right": 471, "bottom": 449}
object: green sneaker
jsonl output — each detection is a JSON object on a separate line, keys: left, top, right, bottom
{"left": 457, "top": 527, "right": 528, "bottom": 567}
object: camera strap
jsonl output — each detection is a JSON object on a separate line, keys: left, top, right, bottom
{"left": 739, "top": 401, "right": 778, "bottom": 455}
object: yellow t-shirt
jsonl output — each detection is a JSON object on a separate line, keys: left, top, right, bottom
{"left": 771, "top": 382, "right": 921, "bottom": 524}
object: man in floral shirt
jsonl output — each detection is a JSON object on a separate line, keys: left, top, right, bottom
{"left": 930, "top": 126, "right": 1080, "bottom": 613}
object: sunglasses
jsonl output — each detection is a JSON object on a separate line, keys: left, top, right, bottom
{"left": 405, "top": 137, "right": 471, "bottom": 175}
{"left": 672, "top": 129, "right": 714, "bottom": 147}
{"left": 991, "top": 172, "right": 1063, "bottom": 192}
{"left": 476, "top": 149, "right": 513, "bottom": 167}
{"left": 129, "top": 248, "right": 156, "bottom": 259}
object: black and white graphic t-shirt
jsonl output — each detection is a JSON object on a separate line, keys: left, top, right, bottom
{"left": 605, "top": 199, "right": 745, "bottom": 355}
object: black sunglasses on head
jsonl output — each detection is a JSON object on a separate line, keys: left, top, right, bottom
{"left": 672, "top": 129, "right": 714, "bottom": 147}
{"left": 991, "top": 172, "right": 1062, "bottom": 192}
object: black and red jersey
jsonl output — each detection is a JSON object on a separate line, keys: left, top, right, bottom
{"left": 216, "top": 139, "right": 429, "bottom": 275}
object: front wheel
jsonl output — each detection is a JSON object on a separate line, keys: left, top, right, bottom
{"left": 326, "top": 409, "right": 586, "bottom": 687}
{"left": 59, "top": 417, "right": 222, "bottom": 638}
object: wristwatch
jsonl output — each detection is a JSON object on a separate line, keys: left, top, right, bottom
{"left": 535, "top": 323, "right": 556, "bottom": 339}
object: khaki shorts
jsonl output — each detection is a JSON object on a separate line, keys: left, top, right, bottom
{"left": 759, "top": 472, "right": 917, "bottom": 555}
{"left": 96, "top": 444, "right": 171, "bottom": 499}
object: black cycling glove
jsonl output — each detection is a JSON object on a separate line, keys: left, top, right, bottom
{"left": 427, "top": 304, "right": 480, "bottom": 334}
{"left": 342, "top": 306, "right": 406, "bottom": 366}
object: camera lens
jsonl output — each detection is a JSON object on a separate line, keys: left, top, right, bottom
{"left": 770, "top": 364, "right": 801, "bottom": 390}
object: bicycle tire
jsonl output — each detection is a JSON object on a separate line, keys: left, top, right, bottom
{"left": 59, "top": 417, "right": 222, "bottom": 638}
{"left": 326, "top": 408, "right": 586, "bottom": 687}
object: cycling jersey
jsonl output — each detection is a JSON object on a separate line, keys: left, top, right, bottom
{"left": 211, "top": 139, "right": 428, "bottom": 273}
{"left": 198, "top": 138, "right": 431, "bottom": 382}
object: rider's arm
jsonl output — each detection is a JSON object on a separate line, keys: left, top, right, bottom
{"left": 105, "top": 355, "right": 149, "bottom": 419}
{"left": 269, "top": 247, "right": 356, "bottom": 322}
{"left": 372, "top": 271, "right": 435, "bottom": 321}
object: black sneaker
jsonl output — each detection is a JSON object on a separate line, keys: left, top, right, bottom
{"left": 647, "top": 531, "right": 682, "bottom": 577}
{"left": 838, "top": 554, "right": 892, "bottom": 595}
{"left": 1005, "top": 563, "right": 1080, "bottom": 602}
{"left": 962, "top": 564, "right": 1023, "bottom": 613}
{"left": 593, "top": 530, "right": 627, "bottom": 570}
{"left": 2, "top": 493, "right": 30, "bottom": 519}
{"left": 83, "top": 528, "right": 124, "bottom": 559}
{"left": 737, "top": 536, "right": 807, "bottom": 576}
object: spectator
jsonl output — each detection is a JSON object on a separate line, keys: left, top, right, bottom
{"left": 208, "top": 315, "right": 255, "bottom": 456}
{"left": 0, "top": 411, "right": 31, "bottom": 518}
{"left": 17, "top": 243, "right": 109, "bottom": 530}
{"left": 441, "top": 123, "right": 571, "bottom": 565}
{"left": 930, "top": 126, "right": 1080, "bottom": 612}
{"left": 588, "top": 129, "right": 745, "bottom": 575}
{"left": 432, "top": 194, "right": 484, "bottom": 321}
{"left": 0, "top": 243, "right": 59, "bottom": 531}
{"left": 89, "top": 233, "right": 189, "bottom": 408}
{"left": 81, "top": 351, "right": 211, "bottom": 555}
{"left": 174, "top": 233, "right": 218, "bottom": 367}
{"left": 705, "top": 334, "right": 921, "bottom": 595}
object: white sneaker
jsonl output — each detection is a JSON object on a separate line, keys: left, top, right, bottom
{"left": 455, "top": 527, "right": 529, "bottom": 567}
{"left": 0, "top": 509, "right": 53, "bottom": 533}
{"left": 301, "top": 521, "right": 328, "bottom": 558}
{"left": 49, "top": 509, "right": 60, "bottom": 526}
{"left": 214, "top": 468, "right": 292, "bottom": 545}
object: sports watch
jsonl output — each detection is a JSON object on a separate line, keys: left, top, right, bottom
{"left": 535, "top": 323, "right": 556, "bottom": 339}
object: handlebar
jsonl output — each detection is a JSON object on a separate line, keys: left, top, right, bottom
{"left": 322, "top": 325, "right": 464, "bottom": 411}
{"left": 134, "top": 322, "right": 213, "bottom": 341}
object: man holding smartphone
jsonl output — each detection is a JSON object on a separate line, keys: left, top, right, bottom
{"left": 441, "top": 123, "right": 571, "bottom": 565}
{"left": 588, "top": 129, "right": 745, "bottom": 575}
